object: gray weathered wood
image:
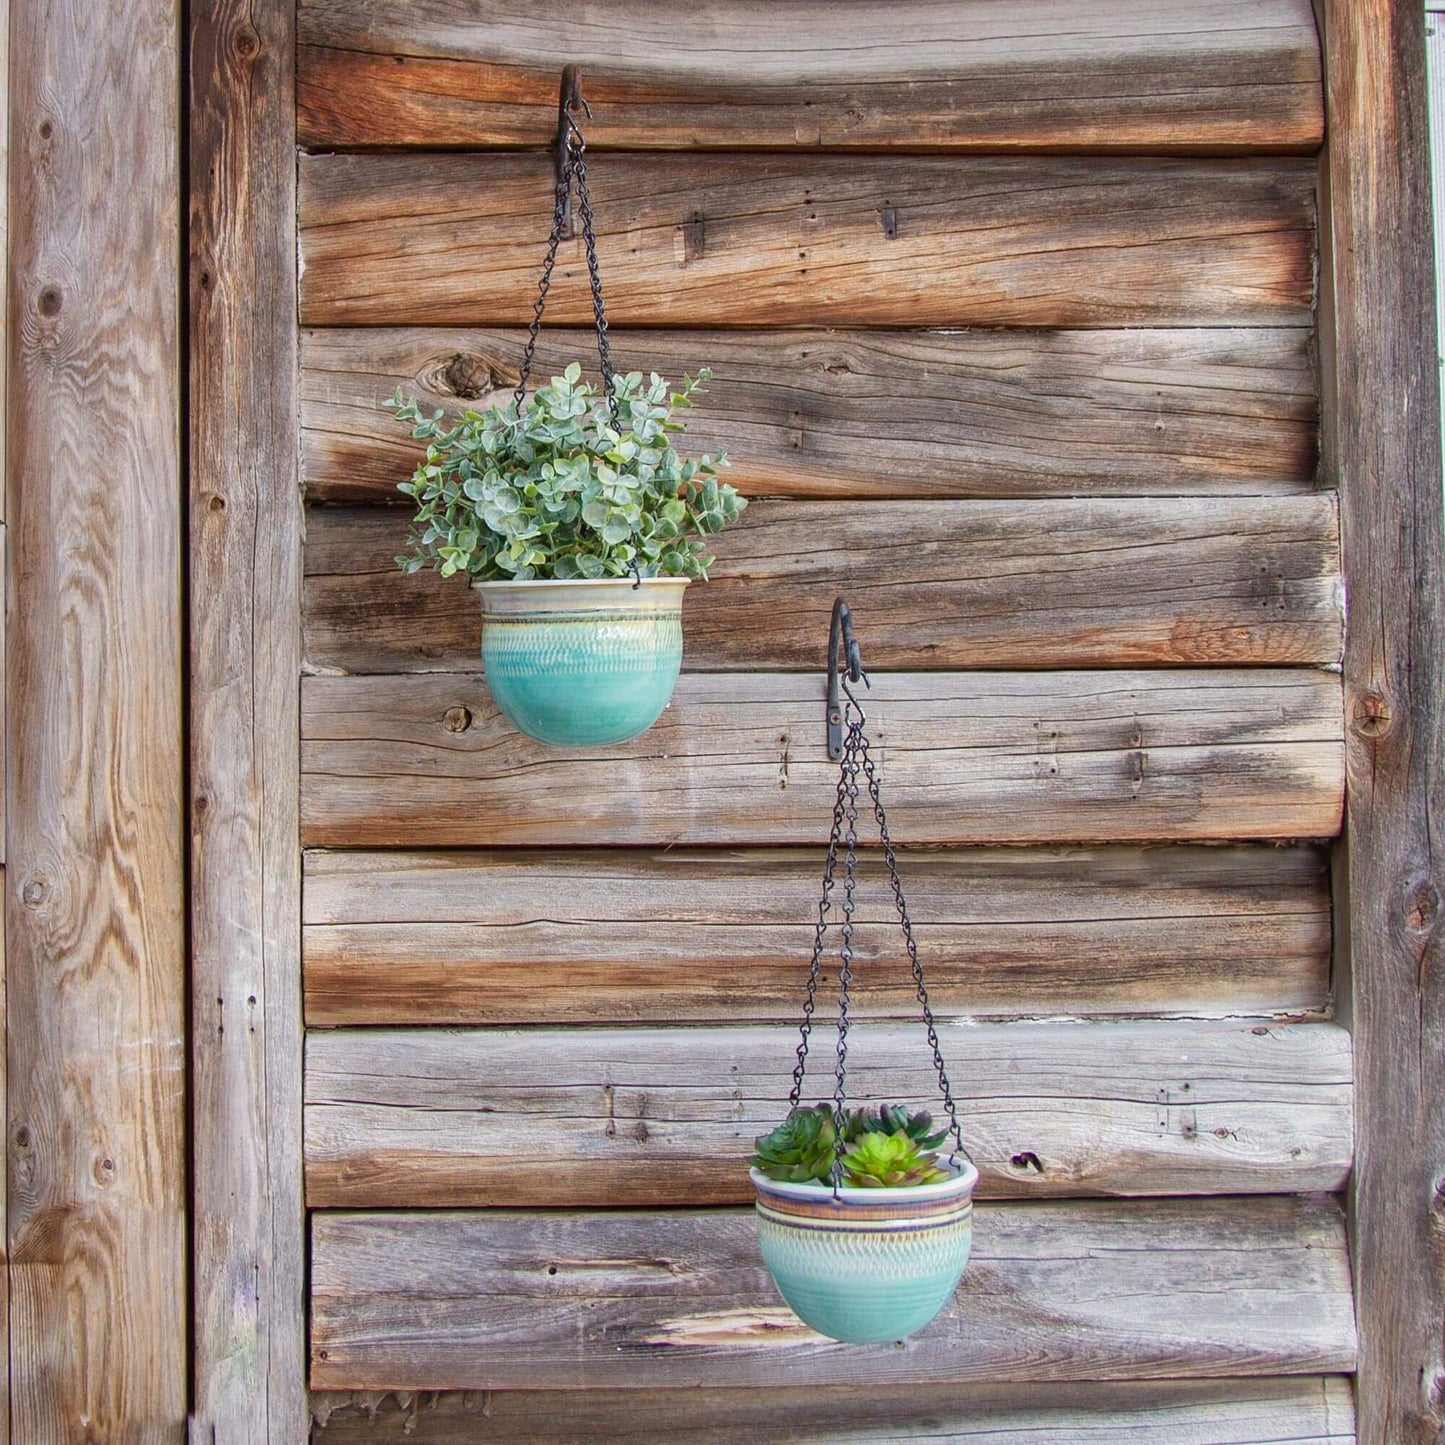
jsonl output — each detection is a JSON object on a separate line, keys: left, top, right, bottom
{"left": 6, "top": 0, "right": 186, "bottom": 1434}
{"left": 188, "top": 0, "right": 308, "bottom": 1439}
{"left": 302, "top": 844, "right": 1332, "bottom": 1026}
{"left": 309, "top": 1377, "right": 1357, "bottom": 1443}
{"left": 300, "top": 670, "right": 1344, "bottom": 848}
{"left": 302, "top": 327, "right": 1320, "bottom": 504}
{"left": 297, "top": 154, "right": 1316, "bottom": 329}
{"left": 297, "top": 0, "right": 1325, "bottom": 153}
{"left": 304, "top": 496, "right": 1342, "bottom": 674}
{"left": 303, "top": 1019, "right": 1353, "bottom": 1207}
{"left": 1318, "top": 2, "right": 1445, "bottom": 1441}
{"left": 309, "top": 1196, "right": 1357, "bottom": 1389}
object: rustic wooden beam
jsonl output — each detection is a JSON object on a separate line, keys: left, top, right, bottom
{"left": 1318, "top": 3, "right": 1445, "bottom": 1441}
{"left": 303, "top": 1019, "right": 1353, "bottom": 1208}
{"left": 302, "top": 844, "right": 1332, "bottom": 1026}
{"left": 303, "top": 326, "right": 1320, "bottom": 504}
{"left": 297, "top": 154, "right": 1316, "bottom": 329}
{"left": 5, "top": 0, "right": 185, "bottom": 1435}
{"left": 309, "top": 1197, "right": 1356, "bottom": 1390}
{"left": 300, "top": 670, "right": 1344, "bottom": 848}
{"left": 304, "top": 496, "right": 1343, "bottom": 674}
{"left": 295, "top": 0, "right": 1324, "bottom": 154}
{"left": 310, "top": 1378, "right": 1357, "bottom": 1443}
{"left": 188, "top": 0, "right": 306, "bottom": 1439}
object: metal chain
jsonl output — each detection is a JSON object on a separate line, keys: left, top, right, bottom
{"left": 789, "top": 757, "right": 851, "bottom": 1107}
{"left": 511, "top": 121, "right": 620, "bottom": 430}
{"left": 829, "top": 724, "right": 862, "bottom": 1188}
{"left": 854, "top": 708, "right": 968, "bottom": 1160}
{"left": 787, "top": 668, "right": 971, "bottom": 1182}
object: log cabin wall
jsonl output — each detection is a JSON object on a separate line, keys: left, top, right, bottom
{"left": 296, "top": 2, "right": 1360, "bottom": 1437}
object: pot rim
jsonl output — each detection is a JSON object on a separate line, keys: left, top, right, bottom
{"left": 750, "top": 1154, "right": 979, "bottom": 1204}
{"left": 471, "top": 576, "right": 690, "bottom": 591}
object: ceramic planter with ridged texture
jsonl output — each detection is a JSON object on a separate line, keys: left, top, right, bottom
{"left": 472, "top": 577, "right": 687, "bottom": 747}
{"left": 750, "top": 1156, "right": 979, "bottom": 1343}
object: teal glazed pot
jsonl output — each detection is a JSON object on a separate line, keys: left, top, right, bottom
{"left": 473, "top": 577, "right": 687, "bottom": 747}
{"left": 750, "top": 1156, "right": 979, "bottom": 1344}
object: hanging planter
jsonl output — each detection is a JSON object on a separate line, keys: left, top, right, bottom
{"left": 749, "top": 600, "right": 979, "bottom": 1345}
{"left": 386, "top": 67, "right": 746, "bottom": 748}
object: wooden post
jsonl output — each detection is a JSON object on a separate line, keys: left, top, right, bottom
{"left": 5, "top": 0, "right": 186, "bottom": 1438}
{"left": 1319, "top": 2, "right": 1445, "bottom": 1440}
{"left": 188, "top": 1, "right": 306, "bottom": 1439}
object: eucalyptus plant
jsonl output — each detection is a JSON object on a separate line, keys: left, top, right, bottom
{"left": 751, "top": 1103, "right": 955, "bottom": 1188}
{"left": 389, "top": 364, "right": 745, "bottom": 582}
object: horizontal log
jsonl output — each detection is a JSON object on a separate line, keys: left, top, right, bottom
{"left": 310, "top": 1377, "right": 1356, "bottom": 1443}
{"left": 303, "top": 1019, "right": 1353, "bottom": 1208}
{"left": 300, "top": 670, "right": 1344, "bottom": 847}
{"left": 304, "top": 497, "right": 1343, "bottom": 674}
{"left": 297, "top": 0, "right": 1324, "bottom": 153}
{"left": 302, "top": 326, "right": 1320, "bottom": 505}
{"left": 297, "top": 154, "right": 1316, "bottom": 328}
{"left": 303, "top": 845, "right": 1332, "bottom": 1026}
{"left": 309, "top": 1196, "right": 1356, "bottom": 1389}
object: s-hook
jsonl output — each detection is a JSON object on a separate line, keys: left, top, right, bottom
{"left": 556, "top": 64, "right": 591, "bottom": 236}
{"left": 827, "top": 597, "right": 867, "bottom": 760}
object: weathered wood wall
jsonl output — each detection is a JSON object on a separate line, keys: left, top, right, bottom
{"left": 297, "top": 1, "right": 1359, "bottom": 1439}
{"left": 7, "top": 0, "right": 186, "bottom": 1438}
{"left": 1318, "top": 3, "right": 1445, "bottom": 1442}
{"left": 189, "top": 0, "right": 308, "bottom": 1440}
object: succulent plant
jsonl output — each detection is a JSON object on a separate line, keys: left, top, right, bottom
{"left": 753, "top": 1102, "right": 957, "bottom": 1187}
{"left": 840, "top": 1130, "right": 952, "bottom": 1189}
{"left": 848, "top": 1104, "right": 949, "bottom": 1152}
{"left": 751, "top": 1104, "right": 841, "bottom": 1184}
{"left": 389, "top": 364, "right": 746, "bottom": 582}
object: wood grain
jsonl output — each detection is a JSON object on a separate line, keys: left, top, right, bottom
{"left": 310, "top": 1378, "right": 1357, "bottom": 1443}
{"left": 1318, "top": 3, "right": 1445, "bottom": 1441}
{"left": 300, "top": 670, "right": 1345, "bottom": 848}
{"left": 297, "top": 154, "right": 1317, "bottom": 329}
{"left": 303, "top": 844, "right": 1332, "bottom": 1025}
{"left": 5, "top": 0, "right": 186, "bottom": 1435}
{"left": 189, "top": 0, "right": 307, "bottom": 1439}
{"left": 309, "top": 1196, "right": 1356, "bottom": 1389}
{"left": 303, "top": 1019, "right": 1353, "bottom": 1208}
{"left": 302, "top": 326, "right": 1320, "bottom": 504}
{"left": 297, "top": 0, "right": 1324, "bottom": 155}
{"left": 304, "top": 496, "right": 1343, "bottom": 674}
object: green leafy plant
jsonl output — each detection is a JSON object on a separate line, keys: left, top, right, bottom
{"left": 389, "top": 364, "right": 745, "bottom": 582}
{"left": 752, "top": 1103, "right": 955, "bottom": 1187}
{"left": 750, "top": 1104, "right": 840, "bottom": 1184}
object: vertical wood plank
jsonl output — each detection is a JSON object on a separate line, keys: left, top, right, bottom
{"left": 189, "top": 1, "right": 306, "bottom": 1440}
{"left": 5, "top": 0, "right": 185, "bottom": 1438}
{"left": 1319, "top": 2, "right": 1445, "bottom": 1441}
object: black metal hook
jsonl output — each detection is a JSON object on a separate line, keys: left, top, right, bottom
{"left": 826, "top": 597, "right": 866, "bottom": 759}
{"left": 556, "top": 65, "right": 591, "bottom": 235}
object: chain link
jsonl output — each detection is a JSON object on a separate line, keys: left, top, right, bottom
{"left": 788, "top": 675, "right": 971, "bottom": 1182}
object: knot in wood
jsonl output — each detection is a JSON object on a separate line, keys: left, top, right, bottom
{"left": 1403, "top": 879, "right": 1441, "bottom": 935}
{"left": 1351, "top": 690, "right": 1393, "bottom": 738}
{"left": 426, "top": 352, "right": 500, "bottom": 401}
{"left": 21, "top": 876, "right": 48, "bottom": 908}
{"left": 442, "top": 706, "right": 473, "bottom": 734}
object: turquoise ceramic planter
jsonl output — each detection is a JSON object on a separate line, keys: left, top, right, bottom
{"left": 474, "top": 577, "right": 687, "bottom": 747}
{"left": 750, "top": 1156, "right": 978, "bottom": 1344}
